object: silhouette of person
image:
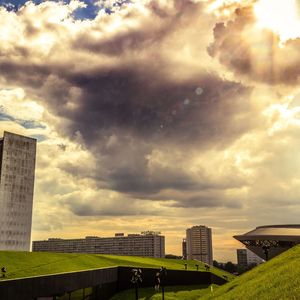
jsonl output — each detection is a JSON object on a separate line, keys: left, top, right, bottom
{"left": 154, "top": 272, "right": 160, "bottom": 291}
{"left": 1, "top": 266, "right": 6, "bottom": 278}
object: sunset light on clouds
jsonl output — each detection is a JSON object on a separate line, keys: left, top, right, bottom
{"left": 254, "top": 0, "right": 300, "bottom": 42}
{"left": 1, "top": 0, "right": 300, "bottom": 262}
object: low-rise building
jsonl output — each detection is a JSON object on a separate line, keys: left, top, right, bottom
{"left": 237, "top": 249, "right": 263, "bottom": 269}
{"left": 33, "top": 231, "right": 165, "bottom": 258}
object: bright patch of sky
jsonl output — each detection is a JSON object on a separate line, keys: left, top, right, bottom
{"left": 0, "top": 110, "right": 46, "bottom": 130}
{"left": 0, "top": 0, "right": 131, "bottom": 19}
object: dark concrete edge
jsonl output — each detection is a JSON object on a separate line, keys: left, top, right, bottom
{"left": 0, "top": 266, "right": 222, "bottom": 283}
{"left": 0, "top": 266, "right": 119, "bottom": 282}
{"left": 0, "top": 266, "right": 229, "bottom": 300}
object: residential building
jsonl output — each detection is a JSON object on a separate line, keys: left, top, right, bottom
{"left": 236, "top": 249, "right": 248, "bottom": 268}
{"left": 0, "top": 131, "right": 36, "bottom": 251}
{"left": 33, "top": 231, "right": 165, "bottom": 258}
{"left": 186, "top": 225, "right": 213, "bottom": 265}
{"left": 237, "top": 248, "right": 264, "bottom": 269}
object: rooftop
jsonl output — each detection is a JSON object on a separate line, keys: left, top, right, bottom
{"left": 234, "top": 224, "right": 300, "bottom": 241}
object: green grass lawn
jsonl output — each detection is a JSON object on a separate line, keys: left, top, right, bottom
{"left": 109, "top": 284, "right": 218, "bottom": 300}
{"left": 201, "top": 244, "right": 300, "bottom": 300}
{"left": 0, "top": 251, "right": 234, "bottom": 281}
{"left": 110, "top": 245, "right": 300, "bottom": 300}
{"left": 2, "top": 246, "right": 299, "bottom": 299}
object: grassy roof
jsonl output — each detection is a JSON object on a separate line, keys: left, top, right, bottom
{"left": 202, "top": 244, "right": 300, "bottom": 300}
{"left": 0, "top": 251, "right": 234, "bottom": 281}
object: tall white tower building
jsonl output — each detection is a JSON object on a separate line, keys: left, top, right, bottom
{"left": 186, "top": 225, "right": 213, "bottom": 265}
{"left": 0, "top": 131, "right": 36, "bottom": 251}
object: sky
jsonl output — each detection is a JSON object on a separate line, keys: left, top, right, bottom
{"left": 1, "top": 0, "right": 300, "bottom": 262}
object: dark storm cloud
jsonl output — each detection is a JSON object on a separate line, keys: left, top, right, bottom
{"left": 0, "top": 0, "right": 255, "bottom": 209}
{"left": 1, "top": 56, "right": 252, "bottom": 148}
{"left": 0, "top": 50, "right": 254, "bottom": 198}
{"left": 208, "top": 7, "right": 300, "bottom": 85}
{"left": 0, "top": 60, "right": 54, "bottom": 88}
{"left": 63, "top": 193, "right": 161, "bottom": 216}
{"left": 70, "top": 203, "right": 158, "bottom": 217}
{"left": 61, "top": 66, "right": 253, "bottom": 145}
{"left": 169, "top": 194, "right": 242, "bottom": 208}
{"left": 51, "top": 64, "right": 253, "bottom": 196}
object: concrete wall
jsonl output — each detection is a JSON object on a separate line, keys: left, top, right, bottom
{"left": 0, "top": 266, "right": 227, "bottom": 300}
{"left": 0, "top": 267, "right": 118, "bottom": 300}
{"left": 117, "top": 267, "right": 224, "bottom": 290}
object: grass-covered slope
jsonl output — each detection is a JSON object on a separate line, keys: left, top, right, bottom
{"left": 202, "top": 244, "right": 300, "bottom": 300}
{"left": 0, "top": 251, "right": 233, "bottom": 281}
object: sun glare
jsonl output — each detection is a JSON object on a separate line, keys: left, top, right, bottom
{"left": 254, "top": 0, "right": 300, "bottom": 42}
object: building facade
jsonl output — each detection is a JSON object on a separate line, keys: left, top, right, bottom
{"left": 237, "top": 249, "right": 263, "bottom": 269}
{"left": 0, "top": 131, "right": 36, "bottom": 251}
{"left": 186, "top": 225, "right": 213, "bottom": 265}
{"left": 33, "top": 232, "right": 165, "bottom": 258}
{"left": 236, "top": 249, "right": 248, "bottom": 268}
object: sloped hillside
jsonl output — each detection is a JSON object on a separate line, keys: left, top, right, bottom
{"left": 0, "top": 251, "right": 233, "bottom": 280}
{"left": 202, "top": 244, "right": 300, "bottom": 300}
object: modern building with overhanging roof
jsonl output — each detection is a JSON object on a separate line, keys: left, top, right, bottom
{"left": 234, "top": 225, "right": 300, "bottom": 261}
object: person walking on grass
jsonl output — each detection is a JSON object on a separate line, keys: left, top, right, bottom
{"left": 154, "top": 272, "right": 160, "bottom": 291}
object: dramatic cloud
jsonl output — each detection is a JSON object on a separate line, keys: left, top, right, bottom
{"left": 208, "top": 6, "right": 300, "bottom": 84}
{"left": 0, "top": 0, "right": 255, "bottom": 199}
{"left": 1, "top": 0, "right": 300, "bottom": 261}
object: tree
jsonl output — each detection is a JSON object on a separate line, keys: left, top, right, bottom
{"left": 224, "top": 261, "right": 236, "bottom": 273}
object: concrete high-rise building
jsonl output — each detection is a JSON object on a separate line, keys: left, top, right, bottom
{"left": 186, "top": 225, "right": 213, "bottom": 265}
{"left": 33, "top": 231, "right": 165, "bottom": 258}
{"left": 236, "top": 249, "right": 248, "bottom": 268}
{"left": 0, "top": 131, "right": 36, "bottom": 251}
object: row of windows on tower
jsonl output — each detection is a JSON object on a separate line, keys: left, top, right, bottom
{"left": 3, "top": 182, "right": 32, "bottom": 193}
{"left": 2, "top": 204, "right": 30, "bottom": 215}
{"left": 0, "top": 240, "right": 27, "bottom": 246}
{"left": 4, "top": 164, "right": 33, "bottom": 175}
{"left": 3, "top": 149, "right": 34, "bottom": 161}
{"left": 0, "top": 230, "right": 27, "bottom": 236}
{"left": 7, "top": 138, "right": 32, "bottom": 149}
{"left": 4, "top": 139, "right": 34, "bottom": 152}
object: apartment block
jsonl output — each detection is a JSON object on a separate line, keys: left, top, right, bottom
{"left": 186, "top": 225, "right": 213, "bottom": 265}
{"left": 237, "top": 249, "right": 264, "bottom": 268}
{"left": 33, "top": 231, "right": 165, "bottom": 258}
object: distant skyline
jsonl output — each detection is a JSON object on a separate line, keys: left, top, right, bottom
{"left": 1, "top": 0, "right": 300, "bottom": 262}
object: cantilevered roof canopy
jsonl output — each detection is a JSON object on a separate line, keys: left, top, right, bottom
{"left": 234, "top": 225, "right": 300, "bottom": 260}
